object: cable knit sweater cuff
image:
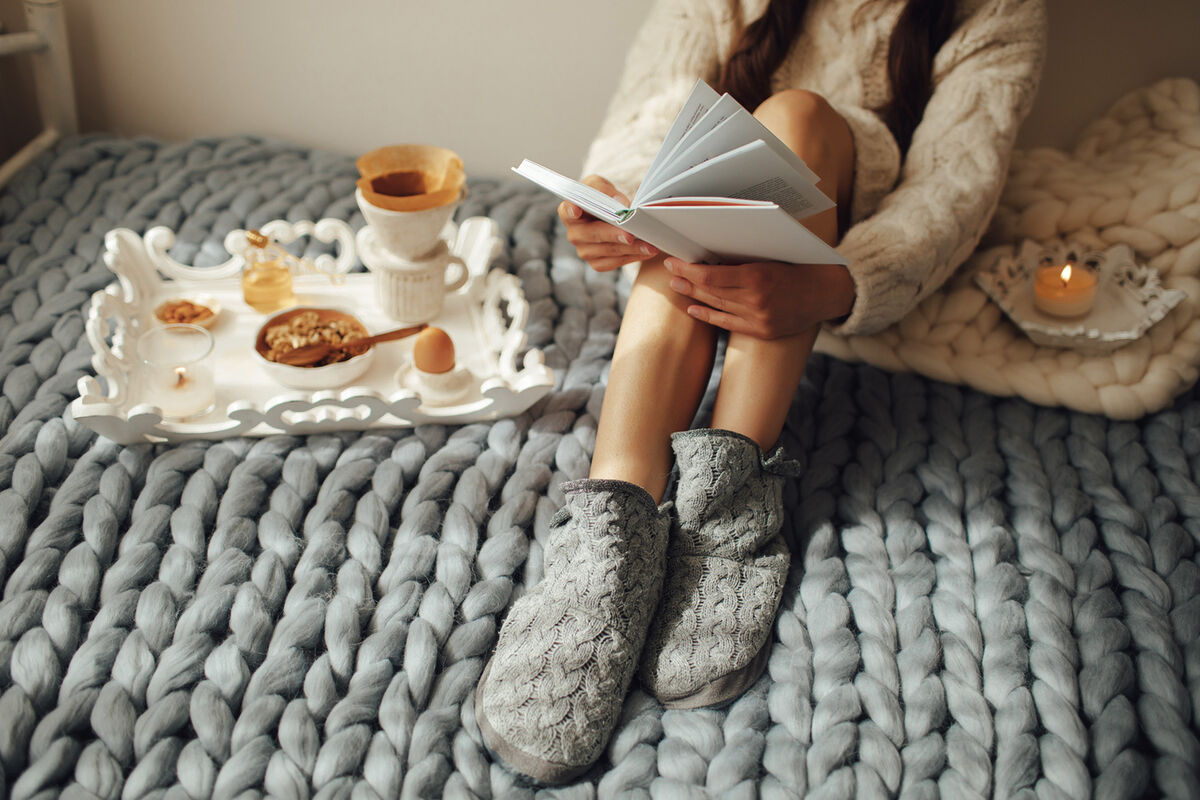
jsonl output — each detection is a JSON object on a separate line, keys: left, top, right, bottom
{"left": 830, "top": 103, "right": 902, "bottom": 226}
{"left": 823, "top": 218, "right": 925, "bottom": 337}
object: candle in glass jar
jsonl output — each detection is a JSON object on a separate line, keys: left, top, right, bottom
{"left": 1033, "top": 262, "right": 1098, "bottom": 318}
{"left": 138, "top": 324, "right": 216, "bottom": 419}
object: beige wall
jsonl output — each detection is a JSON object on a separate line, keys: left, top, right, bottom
{"left": 1020, "top": 0, "right": 1200, "bottom": 149}
{"left": 4, "top": 1, "right": 1200, "bottom": 178}
{"left": 60, "top": 0, "right": 647, "bottom": 179}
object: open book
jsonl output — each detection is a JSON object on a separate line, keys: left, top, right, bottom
{"left": 514, "top": 80, "right": 847, "bottom": 266}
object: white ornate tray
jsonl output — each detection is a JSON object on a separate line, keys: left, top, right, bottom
{"left": 70, "top": 217, "right": 555, "bottom": 444}
{"left": 973, "top": 240, "right": 1186, "bottom": 354}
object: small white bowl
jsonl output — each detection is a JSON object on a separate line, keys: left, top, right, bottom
{"left": 154, "top": 295, "right": 222, "bottom": 329}
{"left": 255, "top": 307, "right": 376, "bottom": 390}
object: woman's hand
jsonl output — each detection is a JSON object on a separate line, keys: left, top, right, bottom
{"left": 664, "top": 257, "right": 857, "bottom": 339}
{"left": 559, "top": 175, "right": 658, "bottom": 272}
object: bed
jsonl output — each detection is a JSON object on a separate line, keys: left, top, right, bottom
{"left": 1, "top": 120, "right": 1199, "bottom": 800}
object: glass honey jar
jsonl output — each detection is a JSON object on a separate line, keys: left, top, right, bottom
{"left": 241, "top": 229, "right": 297, "bottom": 313}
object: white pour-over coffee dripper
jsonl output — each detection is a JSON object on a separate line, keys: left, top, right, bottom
{"left": 355, "top": 144, "right": 465, "bottom": 259}
{"left": 355, "top": 185, "right": 462, "bottom": 262}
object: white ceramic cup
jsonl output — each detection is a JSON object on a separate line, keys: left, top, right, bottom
{"left": 360, "top": 234, "right": 469, "bottom": 323}
{"left": 356, "top": 186, "right": 462, "bottom": 261}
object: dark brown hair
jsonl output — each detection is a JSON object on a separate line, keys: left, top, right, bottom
{"left": 716, "top": 0, "right": 957, "bottom": 154}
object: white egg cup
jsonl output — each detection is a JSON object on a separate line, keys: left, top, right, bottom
{"left": 402, "top": 364, "right": 474, "bottom": 406}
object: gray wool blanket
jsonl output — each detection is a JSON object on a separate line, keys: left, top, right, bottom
{"left": 1, "top": 135, "right": 1199, "bottom": 800}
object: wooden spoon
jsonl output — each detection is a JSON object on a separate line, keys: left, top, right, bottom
{"left": 275, "top": 323, "right": 427, "bottom": 367}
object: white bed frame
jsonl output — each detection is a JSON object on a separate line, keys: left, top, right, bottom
{"left": 0, "top": 0, "right": 76, "bottom": 186}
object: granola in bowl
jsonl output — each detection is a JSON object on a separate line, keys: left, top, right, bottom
{"left": 254, "top": 307, "right": 375, "bottom": 389}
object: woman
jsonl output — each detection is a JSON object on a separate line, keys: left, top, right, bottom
{"left": 476, "top": 0, "right": 1047, "bottom": 784}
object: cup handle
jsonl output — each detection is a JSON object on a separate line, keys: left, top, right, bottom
{"left": 444, "top": 255, "right": 469, "bottom": 293}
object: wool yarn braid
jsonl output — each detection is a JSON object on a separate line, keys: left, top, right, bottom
{"left": 996, "top": 403, "right": 1090, "bottom": 797}
{"left": 2, "top": 133, "right": 1200, "bottom": 798}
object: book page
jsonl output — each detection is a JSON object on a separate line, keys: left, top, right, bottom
{"left": 637, "top": 140, "right": 834, "bottom": 219}
{"left": 513, "top": 160, "right": 627, "bottom": 223}
{"left": 641, "top": 197, "right": 777, "bottom": 208}
{"left": 637, "top": 91, "right": 741, "bottom": 202}
{"left": 641, "top": 203, "right": 847, "bottom": 265}
{"left": 634, "top": 80, "right": 721, "bottom": 204}
{"left": 619, "top": 211, "right": 710, "bottom": 263}
{"left": 513, "top": 160, "right": 711, "bottom": 262}
{"left": 654, "top": 105, "right": 820, "bottom": 187}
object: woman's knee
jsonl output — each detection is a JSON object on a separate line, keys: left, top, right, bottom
{"left": 753, "top": 89, "right": 854, "bottom": 206}
{"left": 754, "top": 89, "right": 838, "bottom": 135}
{"left": 754, "top": 90, "right": 851, "bottom": 157}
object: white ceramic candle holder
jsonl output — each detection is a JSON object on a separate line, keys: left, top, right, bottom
{"left": 974, "top": 240, "right": 1187, "bottom": 353}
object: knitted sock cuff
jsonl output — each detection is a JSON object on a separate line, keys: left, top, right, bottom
{"left": 560, "top": 477, "right": 667, "bottom": 515}
{"left": 670, "top": 428, "right": 802, "bottom": 478}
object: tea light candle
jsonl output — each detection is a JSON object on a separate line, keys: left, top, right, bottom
{"left": 1033, "top": 262, "right": 1098, "bottom": 318}
{"left": 137, "top": 324, "right": 216, "bottom": 419}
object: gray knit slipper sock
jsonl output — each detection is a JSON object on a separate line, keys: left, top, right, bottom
{"left": 639, "top": 429, "right": 799, "bottom": 709}
{"left": 474, "top": 479, "right": 670, "bottom": 784}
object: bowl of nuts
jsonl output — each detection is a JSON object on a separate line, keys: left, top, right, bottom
{"left": 255, "top": 307, "right": 376, "bottom": 389}
{"left": 155, "top": 295, "right": 221, "bottom": 329}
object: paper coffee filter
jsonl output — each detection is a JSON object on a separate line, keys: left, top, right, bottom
{"left": 356, "top": 145, "right": 465, "bottom": 211}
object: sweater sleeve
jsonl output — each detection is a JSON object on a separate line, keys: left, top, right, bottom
{"left": 826, "top": 0, "right": 1047, "bottom": 337}
{"left": 580, "top": 0, "right": 727, "bottom": 198}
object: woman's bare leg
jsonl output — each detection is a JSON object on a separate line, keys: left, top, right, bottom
{"left": 711, "top": 89, "right": 856, "bottom": 450}
{"left": 591, "top": 89, "right": 855, "bottom": 495}
{"left": 590, "top": 257, "right": 719, "bottom": 501}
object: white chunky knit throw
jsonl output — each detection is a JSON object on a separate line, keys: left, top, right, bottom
{"left": 1, "top": 133, "right": 1199, "bottom": 798}
{"left": 818, "top": 78, "right": 1200, "bottom": 419}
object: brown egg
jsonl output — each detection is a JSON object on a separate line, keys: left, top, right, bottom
{"left": 413, "top": 326, "right": 455, "bottom": 374}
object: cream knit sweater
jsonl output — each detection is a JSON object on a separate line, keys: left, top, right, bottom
{"left": 582, "top": 0, "right": 1047, "bottom": 336}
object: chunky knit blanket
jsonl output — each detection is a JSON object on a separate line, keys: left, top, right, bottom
{"left": 2, "top": 132, "right": 1199, "bottom": 800}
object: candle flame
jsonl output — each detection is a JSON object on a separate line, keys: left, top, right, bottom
{"left": 174, "top": 366, "right": 188, "bottom": 388}
{"left": 1060, "top": 263, "right": 1072, "bottom": 285}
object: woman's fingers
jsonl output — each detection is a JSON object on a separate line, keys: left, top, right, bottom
{"left": 671, "top": 276, "right": 772, "bottom": 337}
{"left": 559, "top": 201, "right": 582, "bottom": 221}
{"left": 577, "top": 244, "right": 656, "bottom": 273}
{"left": 663, "top": 257, "right": 747, "bottom": 289}
{"left": 581, "top": 175, "right": 630, "bottom": 206}
{"left": 556, "top": 174, "right": 654, "bottom": 270}
{"left": 566, "top": 219, "right": 658, "bottom": 269}
{"left": 567, "top": 219, "right": 633, "bottom": 245}
{"left": 583, "top": 256, "right": 637, "bottom": 272}
{"left": 682, "top": 302, "right": 756, "bottom": 335}
{"left": 573, "top": 231, "right": 657, "bottom": 257}
{"left": 664, "top": 258, "right": 754, "bottom": 307}
{"left": 558, "top": 175, "right": 631, "bottom": 224}
{"left": 668, "top": 273, "right": 751, "bottom": 316}
{"left": 576, "top": 241, "right": 654, "bottom": 260}
{"left": 664, "top": 257, "right": 773, "bottom": 334}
